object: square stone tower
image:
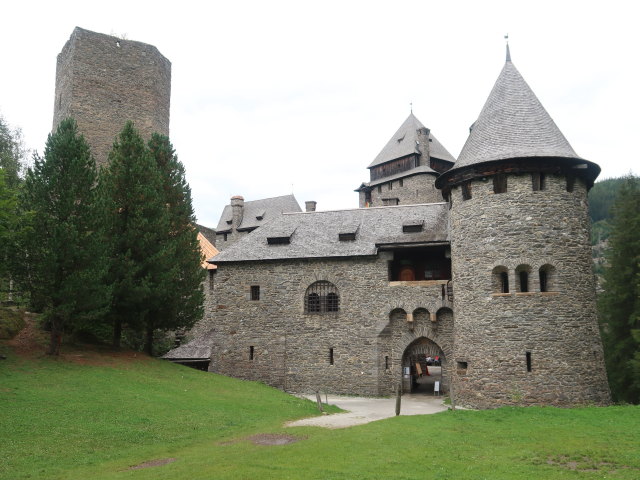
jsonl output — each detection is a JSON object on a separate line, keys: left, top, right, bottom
{"left": 52, "top": 27, "right": 171, "bottom": 167}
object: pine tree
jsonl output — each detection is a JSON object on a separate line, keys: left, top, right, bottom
{"left": 599, "top": 174, "right": 640, "bottom": 403}
{"left": 99, "top": 122, "right": 171, "bottom": 349}
{"left": 19, "top": 118, "right": 109, "bottom": 355}
{"left": 144, "top": 133, "right": 204, "bottom": 354}
{"left": 0, "top": 113, "right": 27, "bottom": 189}
{"left": 0, "top": 169, "right": 17, "bottom": 280}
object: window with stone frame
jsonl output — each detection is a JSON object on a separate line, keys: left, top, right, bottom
{"left": 250, "top": 285, "right": 260, "bottom": 301}
{"left": 532, "top": 172, "right": 546, "bottom": 191}
{"left": 304, "top": 281, "right": 340, "bottom": 314}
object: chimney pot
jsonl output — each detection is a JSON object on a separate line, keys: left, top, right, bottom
{"left": 305, "top": 201, "right": 317, "bottom": 212}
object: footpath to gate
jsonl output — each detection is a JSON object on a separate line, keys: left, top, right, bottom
{"left": 286, "top": 394, "right": 449, "bottom": 429}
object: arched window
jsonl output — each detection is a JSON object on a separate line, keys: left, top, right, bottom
{"left": 305, "top": 281, "right": 340, "bottom": 314}
{"left": 492, "top": 266, "right": 509, "bottom": 293}
{"left": 515, "top": 265, "right": 532, "bottom": 293}
{"left": 539, "top": 264, "right": 556, "bottom": 292}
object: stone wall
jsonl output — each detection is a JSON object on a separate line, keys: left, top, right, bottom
{"left": 359, "top": 173, "right": 443, "bottom": 208}
{"left": 449, "top": 172, "right": 610, "bottom": 408}
{"left": 206, "top": 255, "right": 453, "bottom": 396}
{"left": 53, "top": 27, "right": 171, "bottom": 167}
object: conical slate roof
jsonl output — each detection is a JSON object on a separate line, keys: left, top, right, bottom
{"left": 368, "top": 113, "right": 455, "bottom": 168}
{"left": 453, "top": 56, "right": 582, "bottom": 170}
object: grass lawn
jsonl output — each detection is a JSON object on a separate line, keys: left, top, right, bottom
{"left": 1, "top": 342, "right": 639, "bottom": 479}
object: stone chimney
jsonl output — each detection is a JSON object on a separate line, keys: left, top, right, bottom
{"left": 305, "top": 201, "right": 317, "bottom": 212}
{"left": 415, "top": 127, "right": 431, "bottom": 166}
{"left": 231, "top": 195, "right": 244, "bottom": 229}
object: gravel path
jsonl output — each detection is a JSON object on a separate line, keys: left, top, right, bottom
{"left": 286, "top": 394, "right": 448, "bottom": 429}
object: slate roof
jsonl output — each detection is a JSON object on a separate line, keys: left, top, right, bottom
{"left": 163, "top": 330, "right": 215, "bottom": 361}
{"left": 211, "top": 203, "right": 449, "bottom": 263}
{"left": 355, "top": 165, "right": 439, "bottom": 191}
{"left": 215, "top": 194, "right": 302, "bottom": 233}
{"left": 196, "top": 223, "right": 216, "bottom": 245}
{"left": 453, "top": 56, "right": 582, "bottom": 170}
{"left": 368, "top": 113, "right": 456, "bottom": 169}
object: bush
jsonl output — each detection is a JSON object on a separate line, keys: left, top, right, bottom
{"left": 0, "top": 307, "right": 25, "bottom": 339}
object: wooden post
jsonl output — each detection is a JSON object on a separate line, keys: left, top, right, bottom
{"left": 315, "top": 391, "right": 323, "bottom": 412}
{"left": 395, "top": 384, "right": 401, "bottom": 416}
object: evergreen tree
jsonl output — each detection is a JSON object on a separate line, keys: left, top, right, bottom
{"left": 145, "top": 133, "right": 204, "bottom": 354}
{"left": 99, "top": 122, "right": 171, "bottom": 349}
{"left": 19, "top": 118, "right": 109, "bottom": 355}
{"left": 0, "top": 169, "right": 17, "bottom": 280}
{"left": 599, "top": 174, "right": 640, "bottom": 403}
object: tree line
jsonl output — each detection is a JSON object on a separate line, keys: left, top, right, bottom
{"left": 1, "top": 115, "right": 204, "bottom": 356}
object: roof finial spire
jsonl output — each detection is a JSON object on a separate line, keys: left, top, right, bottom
{"left": 410, "top": 101, "right": 413, "bottom": 114}
{"left": 505, "top": 34, "right": 511, "bottom": 62}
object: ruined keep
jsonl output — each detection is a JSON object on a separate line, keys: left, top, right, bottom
{"left": 167, "top": 46, "right": 610, "bottom": 409}
{"left": 52, "top": 27, "right": 171, "bottom": 167}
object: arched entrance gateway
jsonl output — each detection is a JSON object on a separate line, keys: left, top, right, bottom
{"left": 401, "top": 337, "right": 447, "bottom": 394}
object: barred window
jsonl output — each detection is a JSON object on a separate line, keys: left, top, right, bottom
{"left": 305, "top": 281, "right": 340, "bottom": 314}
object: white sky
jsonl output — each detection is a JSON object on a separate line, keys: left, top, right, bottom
{"left": 1, "top": 0, "right": 638, "bottom": 227}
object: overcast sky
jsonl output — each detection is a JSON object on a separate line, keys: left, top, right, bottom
{"left": 1, "top": 0, "right": 638, "bottom": 227}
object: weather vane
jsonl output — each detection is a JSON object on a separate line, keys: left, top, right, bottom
{"left": 504, "top": 33, "right": 509, "bottom": 44}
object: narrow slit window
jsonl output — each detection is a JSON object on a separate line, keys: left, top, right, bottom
{"left": 249, "top": 346, "right": 254, "bottom": 361}
{"left": 250, "top": 285, "right": 260, "bottom": 301}
{"left": 385, "top": 356, "right": 389, "bottom": 370}
{"left": 532, "top": 172, "right": 546, "bottom": 191}
{"left": 399, "top": 178, "right": 404, "bottom": 187}
{"left": 526, "top": 351, "right": 532, "bottom": 372}
{"left": 329, "top": 348, "right": 334, "bottom": 365}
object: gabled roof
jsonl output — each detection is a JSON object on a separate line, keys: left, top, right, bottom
{"left": 368, "top": 113, "right": 455, "bottom": 169}
{"left": 211, "top": 204, "right": 449, "bottom": 263}
{"left": 215, "top": 194, "right": 302, "bottom": 233}
{"left": 163, "top": 329, "right": 215, "bottom": 361}
{"left": 453, "top": 55, "right": 582, "bottom": 170}
{"left": 197, "top": 231, "right": 219, "bottom": 270}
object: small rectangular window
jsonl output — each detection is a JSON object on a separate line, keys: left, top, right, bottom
{"left": 457, "top": 361, "right": 468, "bottom": 372}
{"left": 385, "top": 356, "right": 389, "bottom": 370}
{"left": 399, "top": 178, "right": 404, "bottom": 187}
{"left": 461, "top": 182, "right": 472, "bottom": 200}
{"left": 526, "top": 351, "right": 532, "bottom": 372}
{"left": 208, "top": 270, "right": 215, "bottom": 291}
{"left": 377, "top": 185, "right": 382, "bottom": 193}
{"left": 250, "top": 346, "right": 254, "bottom": 360}
{"left": 329, "top": 348, "right": 334, "bottom": 365}
{"left": 493, "top": 174, "right": 507, "bottom": 194}
{"left": 250, "top": 285, "right": 260, "bottom": 300}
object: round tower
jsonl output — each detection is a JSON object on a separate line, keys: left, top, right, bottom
{"left": 436, "top": 47, "right": 610, "bottom": 408}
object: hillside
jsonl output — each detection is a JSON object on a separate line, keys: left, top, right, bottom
{"left": 2, "top": 317, "right": 640, "bottom": 479}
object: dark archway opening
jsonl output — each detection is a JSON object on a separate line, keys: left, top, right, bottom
{"left": 401, "top": 337, "right": 445, "bottom": 394}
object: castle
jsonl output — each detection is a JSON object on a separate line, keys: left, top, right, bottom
{"left": 54, "top": 28, "right": 610, "bottom": 408}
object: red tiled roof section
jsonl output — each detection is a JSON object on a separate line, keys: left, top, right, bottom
{"left": 198, "top": 231, "right": 219, "bottom": 269}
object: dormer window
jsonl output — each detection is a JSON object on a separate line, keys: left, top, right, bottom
{"left": 338, "top": 223, "right": 359, "bottom": 241}
{"left": 402, "top": 220, "right": 424, "bottom": 233}
{"left": 266, "top": 226, "right": 295, "bottom": 245}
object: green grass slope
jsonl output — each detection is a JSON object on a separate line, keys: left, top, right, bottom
{"left": 1, "top": 348, "right": 639, "bottom": 480}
